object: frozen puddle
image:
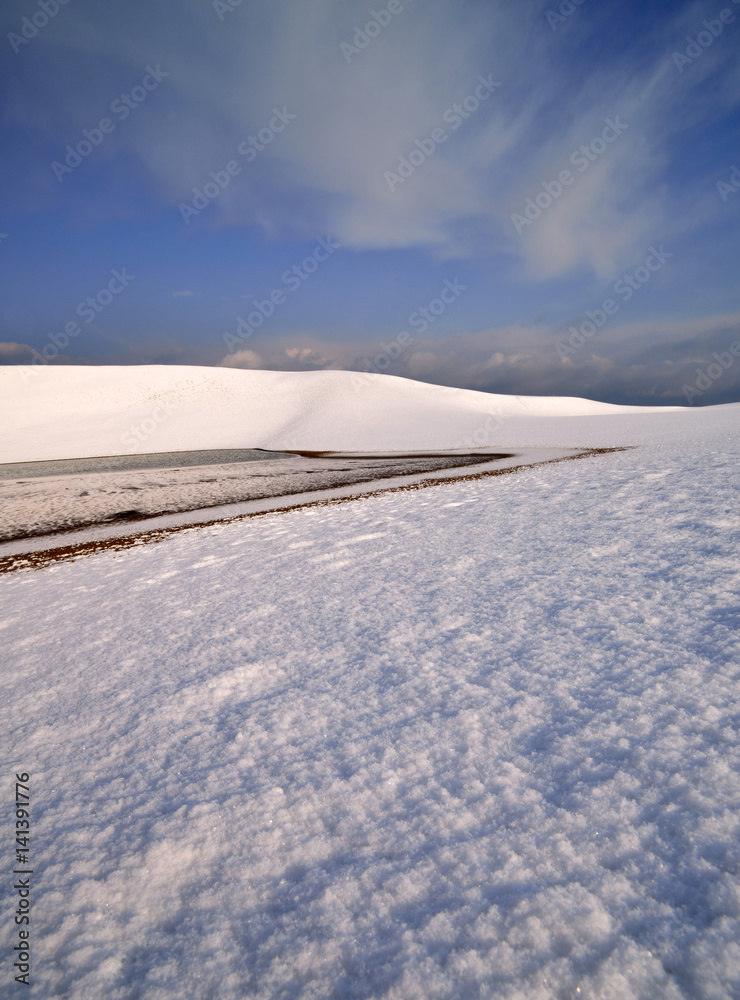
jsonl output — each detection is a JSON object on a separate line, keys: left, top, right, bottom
{"left": 0, "top": 448, "right": 514, "bottom": 543}
{"left": 0, "top": 447, "right": 623, "bottom": 571}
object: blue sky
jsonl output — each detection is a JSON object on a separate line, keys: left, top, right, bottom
{"left": 1, "top": 0, "right": 739, "bottom": 404}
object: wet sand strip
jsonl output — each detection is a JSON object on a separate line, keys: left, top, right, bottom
{"left": 0, "top": 448, "right": 630, "bottom": 575}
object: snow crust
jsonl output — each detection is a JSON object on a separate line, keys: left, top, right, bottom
{"left": 0, "top": 365, "right": 684, "bottom": 463}
{"left": 1, "top": 401, "right": 738, "bottom": 998}
{"left": 0, "top": 452, "right": 498, "bottom": 542}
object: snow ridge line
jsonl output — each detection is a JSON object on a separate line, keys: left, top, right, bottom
{"left": 0, "top": 447, "right": 631, "bottom": 574}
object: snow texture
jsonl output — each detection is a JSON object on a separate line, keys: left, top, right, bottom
{"left": 1, "top": 399, "right": 738, "bottom": 999}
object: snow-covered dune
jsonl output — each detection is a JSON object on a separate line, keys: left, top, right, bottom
{"left": 0, "top": 365, "right": 684, "bottom": 463}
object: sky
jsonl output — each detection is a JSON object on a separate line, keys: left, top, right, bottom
{"left": 0, "top": 0, "right": 739, "bottom": 405}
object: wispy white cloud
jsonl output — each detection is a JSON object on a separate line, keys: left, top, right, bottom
{"left": 15, "top": 0, "right": 734, "bottom": 282}
{"left": 220, "top": 348, "right": 263, "bottom": 369}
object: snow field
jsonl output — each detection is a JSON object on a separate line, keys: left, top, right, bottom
{"left": 0, "top": 407, "right": 738, "bottom": 998}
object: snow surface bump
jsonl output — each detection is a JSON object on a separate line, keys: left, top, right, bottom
{"left": 1, "top": 406, "right": 739, "bottom": 998}
{"left": 0, "top": 365, "right": 683, "bottom": 463}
